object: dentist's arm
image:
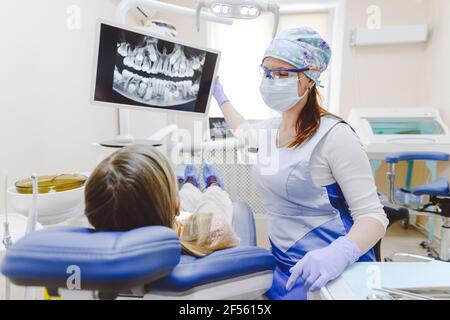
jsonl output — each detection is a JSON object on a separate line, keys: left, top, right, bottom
{"left": 286, "top": 124, "right": 388, "bottom": 293}
{"left": 212, "top": 77, "right": 247, "bottom": 132}
{"left": 321, "top": 124, "right": 388, "bottom": 255}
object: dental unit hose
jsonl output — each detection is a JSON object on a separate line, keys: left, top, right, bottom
{"left": 3, "top": 174, "right": 12, "bottom": 300}
{"left": 25, "top": 174, "right": 39, "bottom": 235}
{"left": 23, "top": 174, "right": 39, "bottom": 300}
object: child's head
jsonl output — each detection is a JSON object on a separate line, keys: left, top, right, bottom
{"left": 84, "top": 144, "right": 179, "bottom": 231}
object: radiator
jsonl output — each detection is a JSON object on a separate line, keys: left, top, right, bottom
{"left": 176, "top": 145, "right": 267, "bottom": 218}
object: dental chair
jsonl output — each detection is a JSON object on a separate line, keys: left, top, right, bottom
{"left": 381, "top": 152, "right": 450, "bottom": 262}
{"left": 1, "top": 202, "right": 275, "bottom": 300}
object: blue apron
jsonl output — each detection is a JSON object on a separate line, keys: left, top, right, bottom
{"left": 251, "top": 116, "right": 375, "bottom": 300}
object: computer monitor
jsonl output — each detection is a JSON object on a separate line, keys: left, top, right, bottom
{"left": 91, "top": 20, "right": 220, "bottom": 116}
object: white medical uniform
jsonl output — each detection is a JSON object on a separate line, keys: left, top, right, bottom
{"left": 236, "top": 115, "right": 388, "bottom": 300}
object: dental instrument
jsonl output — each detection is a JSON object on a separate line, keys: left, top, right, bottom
{"left": 2, "top": 175, "right": 12, "bottom": 251}
{"left": 2, "top": 174, "right": 12, "bottom": 300}
{"left": 195, "top": 0, "right": 280, "bottom": 38}
{"left": 25, "top": 175, "right": 38, "bottom": 235}
{"left": 372, "top": 288, "right": 435, "bottom": 300}
{"left": 310, "top": 260, "right": 450, "bottom": 300}
{"left": 22, "top": 174, "right": 38, "bottom": 300}
{"left": 372, "top": 287, "right": 435, "bottom": 300}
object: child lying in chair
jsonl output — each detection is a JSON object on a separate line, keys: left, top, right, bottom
{"left": 84, "top": 144, "right": 240, "bottom": 257}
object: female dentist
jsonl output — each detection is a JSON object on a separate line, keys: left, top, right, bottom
{"left": 211, "top": 27, "right": 389, "bottom": 300}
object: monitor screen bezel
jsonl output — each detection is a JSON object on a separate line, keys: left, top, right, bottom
{"left": 90, "top": 19, "right": 221, "bottom": 117}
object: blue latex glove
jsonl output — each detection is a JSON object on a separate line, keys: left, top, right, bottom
{"left": 286, "top": 236, "right": 361, "bottom": 292}
{"left": 212, "top": 76, "right": 229, "bottom": 107}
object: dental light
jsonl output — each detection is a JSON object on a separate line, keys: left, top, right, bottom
{"left": 196, "top": 0, "right": 280, "bottom": 38}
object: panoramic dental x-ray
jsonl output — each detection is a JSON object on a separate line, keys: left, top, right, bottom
{"left": 113, "top": 34, "right": 207, "bottom": 107}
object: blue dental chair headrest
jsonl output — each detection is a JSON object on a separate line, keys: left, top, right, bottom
{"left": 1, "top": 226, "right": 180, "bottom": 292}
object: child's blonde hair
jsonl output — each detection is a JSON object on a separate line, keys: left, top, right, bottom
{"left": 85, "top": 145, "right": 179, "bottom": 231}
{"left": 85, "top": 144, "right": 239, "bottom": 256}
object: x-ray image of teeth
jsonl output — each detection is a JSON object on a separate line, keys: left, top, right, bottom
{"left": 113, "top": 37, "right": 207, "bottom": 107}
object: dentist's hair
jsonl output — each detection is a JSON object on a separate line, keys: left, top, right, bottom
{"left": 288, "top": 83, "right": 337, "bottom": 149}
{"left": 84, "top": 144, "right": 179, "bottom": 231}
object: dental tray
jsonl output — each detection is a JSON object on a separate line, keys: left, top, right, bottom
{"left": 15, "top": 174, "right": 87, "bottom": 194}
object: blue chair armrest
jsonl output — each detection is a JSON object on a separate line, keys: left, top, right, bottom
{"left": 385, "top": 152, "right": 450, "bottom": 164}
{"left": 232, "top": 202, "right": 257, "bottom": 247}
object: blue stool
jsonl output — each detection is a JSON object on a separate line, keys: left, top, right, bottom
{"left": 384, "top": 152, "right": 450, "bottom": 261}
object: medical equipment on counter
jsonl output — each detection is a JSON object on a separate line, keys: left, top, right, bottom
{"left": 348, "top": 108, "right": 450, "bottom": 231}
{"left": 196, "top": 0, "right": 280, "bottom": 38}
{"left": 379, "top": 287, "right": 450, "bottom": 300}
{"left": 370, "top": 287, "right": 437, "bottom": 300}
{"left": 384, "top": 152, "right": 450, "bottom": 261}
{"left": 1, "top": 202, "right": 274, "bottom": 300}
{"left": 347, "top": 108, "right": 450, "bottom": 160}
{"left": 309, "top": 260, "right": 450, "bottom": 300}
{"left": 7, "top": 173, "right": 87, "bottom": 225}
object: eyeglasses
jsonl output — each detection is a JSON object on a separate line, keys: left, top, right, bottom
{"left": 259, "top": 65, "right": 320, "bottom": 80}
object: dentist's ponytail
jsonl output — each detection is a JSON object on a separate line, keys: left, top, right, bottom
{"left": 287, "top": 85, "right": 339, "bottom": 149}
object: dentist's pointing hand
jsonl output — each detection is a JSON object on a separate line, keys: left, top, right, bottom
{"left": 212, "top": 76, "right": 230, "bottom": 107}
{"left": 286, "top": 236, "right": 361, "bottom": 292}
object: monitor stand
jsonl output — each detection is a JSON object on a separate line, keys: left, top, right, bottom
{"left": 100, "top": 109, "right": 176, "bottom": 149}
{"left": 99, "top": 139, "right": 162, "bottom": 149}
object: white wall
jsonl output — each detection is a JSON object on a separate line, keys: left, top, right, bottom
{"left": 1, "top": 0, "right": 450, "bottom": 209}
{"left": 426, "top": 0, "right": 450, "bottom": 125}
{"left": 0, "top": 0, "right": 140, "bottom": 210}
{"left": 339, "top": 0, "right": 432, "bottom": 119}
{"left": 270, "top": 0, "right": 447, "bottom": 123}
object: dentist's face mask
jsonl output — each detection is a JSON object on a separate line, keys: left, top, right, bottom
{"left": 260, "top": 76, "right": 310, "bottom": 113}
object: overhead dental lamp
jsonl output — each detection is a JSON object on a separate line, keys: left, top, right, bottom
{"left": 196, "top": 0, "right": 280, "bottom": 38}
